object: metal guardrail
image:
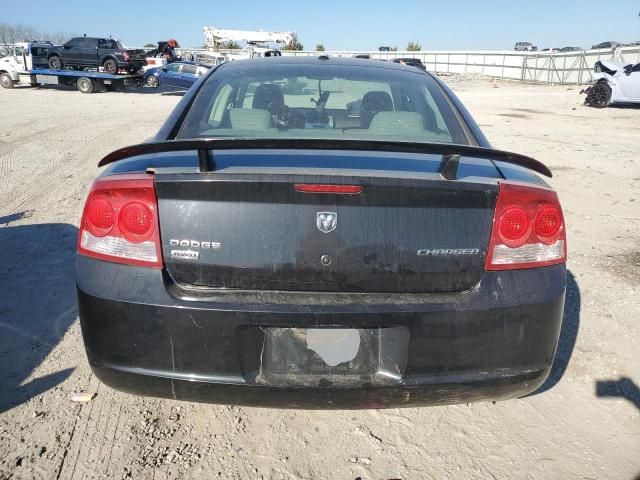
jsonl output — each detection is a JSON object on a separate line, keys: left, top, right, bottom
{"left": 280, "top": 47, "right": 640, "bottom": 85}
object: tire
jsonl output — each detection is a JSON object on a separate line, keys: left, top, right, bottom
{"left": 77, "top": 77, "right": 95, "bottom": 94}
{"left": 0, "top": 72, "right": 14, "bottom": 89}
{"left": 103, "top": 59, "right": 118, "bottom": 74}
{"left": 586, "top": 82, "right": 612, "bottom": 108}
{"left": 145, "top": 75, "right": 159, "bottom": 88}
{"left": 48, "top": 55, "right": 63, "bottom": 70}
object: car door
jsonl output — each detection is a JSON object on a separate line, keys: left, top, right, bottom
{"left": 178, "top": 64, "right": 198, "bottom": 88}
{"left": 62, "top": 38, "right": 84, "bottom": 64}
{"left": 618, "top": 64, "right": 640, "bottom": 100}
{"left": 97, "top": 38, "right": 113, "bottom": 65}
{"left": 81, "top": 38, "right": 99, "bottom": 66}
{"left": 160, "top": 63, "right": 182, "bottom": 87}
{"left": 13, "top": 45, "right": 26, "bottom": 70}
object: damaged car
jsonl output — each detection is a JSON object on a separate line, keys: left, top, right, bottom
{"left": 76, "top": 57, "right": 567, "bottom": 409}
{"left": 583, "top": 60, "right": 640, "bottom": 107}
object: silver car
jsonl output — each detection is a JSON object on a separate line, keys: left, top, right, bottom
{"left": 514, "top": 42, "right": 537, "bottom": 52}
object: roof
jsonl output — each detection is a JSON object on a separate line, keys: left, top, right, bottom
{"left": 172, "top": 60, "right": 212, "bottom": 67}
{"left": 217, "top": 55, "right": 428, "bottom": 75}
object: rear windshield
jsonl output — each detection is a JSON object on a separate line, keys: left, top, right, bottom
{"left": 177, "top": 62, "right": 469, "bottom": 144}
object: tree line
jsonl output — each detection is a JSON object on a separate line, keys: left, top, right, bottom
{"left": 0, "top": 22, "right": 77, "bottom": 54}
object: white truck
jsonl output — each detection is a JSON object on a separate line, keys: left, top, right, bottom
{"left": 0, "top": 42, "right": 143, "bottom": 93}
{"left": 202, "top": 27, "right": 293, "bottom": 60}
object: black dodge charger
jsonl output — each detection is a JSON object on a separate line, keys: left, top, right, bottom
{"left": 76, "top": 57, "right": 567, "bottom": 409}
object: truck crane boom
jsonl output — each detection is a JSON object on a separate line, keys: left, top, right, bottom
{"left": 203, "top": 27, "right": 294, "bottom": 48}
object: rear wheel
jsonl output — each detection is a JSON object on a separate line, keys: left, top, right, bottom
{"left": 103, "top": 59, "right": 118, "bottom": 74}
{"left": 48, "top": 55, "right": 63, "bottom": 70}
{"left": 587, "top": 82, "right": 612, "bottom": 108}
{"left": 0, "top": 73, "right": 14, "bottom": 89}
{"left": 146, "top": 75, "right": 159, "bottom": 88}
{"left": 77, "top": 77, "right": 95, "bottom": 94}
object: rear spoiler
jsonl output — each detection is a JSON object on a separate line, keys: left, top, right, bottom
{"left": 98, "top": 138, "right": 552, "bottom": 178}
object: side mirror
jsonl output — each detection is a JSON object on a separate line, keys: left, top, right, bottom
{"left": 63, "top": 44, "right": 71, "bottom": 49}
{"left": 624, "top": 65, "right": 633, "bottom": 75}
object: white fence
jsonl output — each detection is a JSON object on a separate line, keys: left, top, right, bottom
{"left": 4, "top": 42, "right": 640, "bottom": 85}
{"left": 279, "top": 47, "right": 640, "bottom": 85}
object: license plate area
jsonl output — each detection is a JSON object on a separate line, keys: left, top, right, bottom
{"left": 243, "top": 327, "right": 409, "bottom": 387}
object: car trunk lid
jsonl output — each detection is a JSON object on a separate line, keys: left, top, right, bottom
{"left": 152, "top": 151, "right": 500, "bottom": 293}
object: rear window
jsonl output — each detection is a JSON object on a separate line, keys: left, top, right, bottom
{"left": 177, "top": 62, "right": 469, "bottom": 144}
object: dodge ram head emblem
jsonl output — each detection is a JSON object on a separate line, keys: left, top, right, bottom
{"left": 316, "top": 212, "right": 337, "bottom": 233}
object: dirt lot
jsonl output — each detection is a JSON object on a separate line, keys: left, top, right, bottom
{"left": 0, "top": 78, "right": 638, "bottom": 480}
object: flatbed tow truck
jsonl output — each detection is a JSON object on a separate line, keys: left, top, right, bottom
{"left": 0, "top": 42, "right": 143, "bottom": 93}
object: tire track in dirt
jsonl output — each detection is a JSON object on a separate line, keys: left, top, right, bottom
{"left": 0, "top": 114, "right": 161, "bottom": 217}
{"left": 0, "top": 147, "right": 16, "bottom": 200}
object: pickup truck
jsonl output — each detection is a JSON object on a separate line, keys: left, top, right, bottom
{"left": 47, "top": 37, "right": 146, "bottom": 74}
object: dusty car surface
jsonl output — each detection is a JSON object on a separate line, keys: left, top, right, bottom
{"left": 76, "top": 57, "right": 567, "bottom": 409}
{"left": 584, "top": 60, "right": 640, "bottom": 107}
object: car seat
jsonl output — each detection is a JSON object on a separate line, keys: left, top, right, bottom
{"left": 360, "top": 91, "right": 394, "bottom": 128}
{"left": 230, "top": 109, "right": 272, "bottom": 130}
{"left": 368, "top": 111, "right": 424, "bottom": 135}
{"left": 252, "top": 84, "right": 285, "bottom": 115}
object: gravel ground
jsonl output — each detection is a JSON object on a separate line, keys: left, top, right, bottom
{"left": 0, "top": 79, "right": 638, "bottom": 480}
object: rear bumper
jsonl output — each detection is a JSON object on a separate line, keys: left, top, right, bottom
{"left": 77, "top": 256, "right": 566, "bottom": 409}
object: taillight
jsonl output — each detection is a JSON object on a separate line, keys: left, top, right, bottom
{"left": 123, "top": 51, "right": 130, "bottom": 61}
{"left": 486, "top": 182, "right": 566, "bottom": 270}
{"left": 77, "top": 174, "right": 162, "bottom": 268}
{"left": 295, "top": 184, "right": 363, "bottom": 194}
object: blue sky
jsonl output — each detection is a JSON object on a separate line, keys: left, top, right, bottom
{"left": 3, "top": 0, "right": 640, "bottom": 50}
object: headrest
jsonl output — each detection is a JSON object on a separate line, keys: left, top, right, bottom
{"left": 230, "top": 108, "right": 271, "bottom": 130}
{"left": 368, "top": 111, "right": 424, "bottom": 134}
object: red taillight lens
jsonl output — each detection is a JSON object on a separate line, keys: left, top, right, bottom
{"left": 535, "top": 205, "right": 562, "bottom": 240}
{"left": 77, "top": 174, "right": 162, "bottom": 268}
{"left": 486, "top": 182, "right": 566, "bottom": 270}
{"left": 499, "top": 207, "right": 530, "bottom": 245}
{"left": 123, "top": 52, "right": 130, "bottom": 61}
{"left": 85, "top": 197, "right": 115, "bottom": 236}
{"left": 295, "top": 184, "right": 363, "bottom": 194}
{"left": 120, "top": 202, "right": 154, "bottom": 242}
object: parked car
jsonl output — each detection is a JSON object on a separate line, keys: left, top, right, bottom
{"left": 77, "top": 57, "right": 567, "bottom": 409}
{"left": 47, "top": 37, "right": 146, "bottom": 74}
{"left": 583, "top": 60, "right": 640, "bottom": 107}
{"left": 392, "top": 57, "right": 426, "bottom": 70}
{"left": 143, "top": 61, "right": 211, "bottom": 89}
{"left": 558, "top": 47, "right": 583, "bottom": 52}
{"left": 591, "top": 42, "right": 620, "bottom": 50}
{"left": 514, "top": 42, "right": 537, "bottom": 51}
